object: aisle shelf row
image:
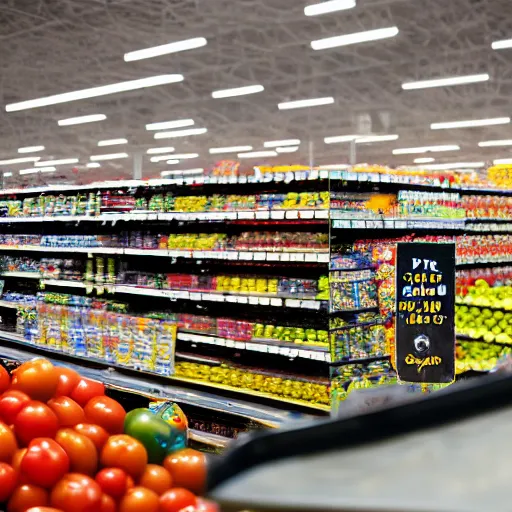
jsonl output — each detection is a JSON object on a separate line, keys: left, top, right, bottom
{"left": 0, "top": 329, "right": 321, "bottom": 424}
{"left": 332, "top": 218, "right": 466, "bottom": 230}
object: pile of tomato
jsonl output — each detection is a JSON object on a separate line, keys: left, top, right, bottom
{"left": 0, "top": 358, "right": 218, "bottom": 512}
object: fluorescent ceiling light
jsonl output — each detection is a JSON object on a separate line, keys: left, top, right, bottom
{"left": 431, "top": 117, "right": 510, "bottom": 130}
{"left": 58, "top": 114, "right": 106, "bottom": 126}
{"left": 0, "top": 156, "right": 41, "bottom": 165}
{"left": 147, "top": 147, "right": 175, "bottom": 154}
{"left": 98, "top": 138, "right": 128, "bottom": 146}
{"left": 478, "top": 139, "right": 512, "bottom": 147}
{"left": 18, "top": 146, "right": 45, "bottom": 153}
{"left": 402, "top": 74, "right": 490, "bottom": 90}
{"left": 124, "top": 37, "right": 207, "bottom": 62}
{"left": 35, "top": 158, "right": 78, "bottom": 167}
{"left": 278, "top": 97, "right": 334, "bottom": 110}
{"left": 154, "top": 128, "right": 207, "bottom": 139}
{"left": 238, "top": 150, "right": 278, "bottom": 158}
{"left": 161, "top": 168, "right": 204, "bottom": 176}
{"left": 423, "top": 162, "right": 485, "bottom": 170}
{"left": 86, "top": 162, "right": 101, "bottom": 168}
{"left": 492, "top": 39, "right": 512, "bottom": 50}
{"left": 414, "top": 157, "right": 435, "bottom": 164}
{"left": 212, "top": 85, "right": 264, "bottom": 99}
{"left": 311, "top": 26, "right": 399, "bottom": 51}
{"left": 209, "top": 146, "right": 253, "bottom": 154}
{"left": 316, "top": 164, "right": 350, "bottom": 169}
{"left": 356, "top": 134, "right": 398, "bottom": 143}
{"left": 276, "top": 146, "right": 299, "bottom": 153}
{"left": 493, "top": 158, "right": 512, "bottom": 165}
{"left": 150, "top": 153, "right": 198, "bottom": 163}
{"left": 324, "top": 135, "right": 358, "bottom": 144}
{"left": 392, "top": 145, "right": 461, "bottom": 155}
{"left": 3, "top": 172, "right": 12, "bottom": 177}
{"left": 166, "top": 160, "right": 180, "bottom": 165}
{"left": 264, "top": 139, "right": 300, "bottom": 148}
{"left": 90, "top": 153, "right": 129, "bottom": 161}
{"left": 146, "top": 119, "right": 194, "bottom": 131}
{"left": 19, "top": 169, "right": 40, "bottom": 175}
{"left": 305, "top": 0, "right": 356, "bottom": 17}
{"left": 20, "top": 166, "right": 56, "bottom": 173}
{"left": 40, "top": 167, "right": 57, "bottom": 173}
{"left": 6, "top": 75, "right": 184, "bottom": 112}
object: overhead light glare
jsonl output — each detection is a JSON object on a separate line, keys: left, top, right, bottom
{"left": 431, "top": 117, "right": 510, "bottom": 130}
{"left": 98, "top": 138, "right": 128, "bottom": 146}
{"left": 423, "top": 162, "right": 486, "bottom": 170}
{"left": 305, "top": 0, "right": 356, "bottom": 17}
{"left": 154, "top": 128, "right": 207, "bottom": 139}
{"left": 6, "top": 75, "right": 184, "bottom": 112}
{"left": 278, "top": 97, "right": 334, "bottom": 110}
{"left": 413, "top": 157, "right": 435, "bottom": 164}
{"left": 324, "top": 135, "right": 358, "bottom": 144}
{"left": 311, "top": 26, "right": 398, "bottom": 51}
{"left": 316, "top": 164, "right": 350, "bottom": 169}
{"left": 90, "top": 153, "right": 129, "bottom": 161}
{"left": 19, "top": 169, "right": 40, "bottom": 175}
{"left": 209, "top": 146, "right": 253, "bottom": 154}
{"left": 18, "top": 146, "right": 45, "bottom": 153}
{"left": 146, "top": 119, "right": 194, "bottom": 131}
{"left": 58, "top": 114, "right": 106, "bottom": 126}
{"left": 86, "top": 163, "right": 101, "bottom": 168}
{"left": 150, "top": 153, "right": 198, "bottom": 163}
{"left": 402, "top": 73, "right": 490, "bottom": 90}
{"left": 264, "top": 139, "right": 301, "bottom": 148}
{"left": 19, "top": 166, "right": 55, "bottom": 174}
{"left": 0, "top": 156, "right": 41, "bottom": 166}
{"left": 276, "top": 146, "right": 299, "bottom": 153}
{"left": 492, "top": 39, "right": 512, "bottom": 50}
{"left": 493, "top": 158, "right": 512, "bottom": 165}
{"left": 147, "top": 147, "right": 175, "bottom": 154}
{"left": 40, "top": 167, "right": 57, "bottom": 173}
{"left": 161, "top": 168, "right": 204, "bottom": 176}
{"left": 392, "top": 145, "right": 461, "bottom": 155}
{"left": 238, "top": 151, "right": 278, "bottom": 158}
{"left": 166, "top": 160, "right": 180, "bottom": 165}
{"left": 3, "top": 172, "right": 12, "bottom": 177}
{"left": 212, "top": 85, "right": 264, "bottom": 99}
{"left": 124, "top": 37, "right": 207, "bottom": 62}
{"left": 35, "top": 158, "right": 78, "bottom": 167}
{"left": 356, "top": 134, "right": 398, "bottom": 143}
{"left": 478, "top": 139, "right": 512, "bottom": 147}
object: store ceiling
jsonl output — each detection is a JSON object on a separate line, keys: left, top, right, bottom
{"left": 1, "top": 0, "right": 512, "bottom": 183}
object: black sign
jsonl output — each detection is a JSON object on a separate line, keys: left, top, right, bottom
{"left": 395, "top": 242, "right": 455, "bottom": 383}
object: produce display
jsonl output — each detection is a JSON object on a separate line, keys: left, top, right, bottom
{"left": 0, "top": 358, "right": 217, "bottom": 512}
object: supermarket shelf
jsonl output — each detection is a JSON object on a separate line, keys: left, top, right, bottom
{"left": 465, "top": 222, "right": 512, "bottom": 232}
{"left": 0, "top": 245, "right": 330, "bottom": 263}
{"left": 329, "top": 354, "right": 391, "bottom": 367}
{"left": 41, "top": 279, "right": 86, "bottom": 289}
{"left": 0, "top": 300, "right": 32, "bottom": 309}
{"left": 0, "top": 330, "right": 318, "bottom": 425}
{"left": 456, "top": 333, "right": 512, "bottom": 348}
{"left": 188, "top": 430, "right": 230, "bottom": 450}
{"left": 177, "top": 332, "right": 330, "bottom": 362}
{"left": 0, "top": 271, "right": 41, "bottom": 279}
{"left": 457, "top": 258, "right": 512, "bottom": 266}
{"left": 332, "top": 218, "right": 466, "bottom": 230}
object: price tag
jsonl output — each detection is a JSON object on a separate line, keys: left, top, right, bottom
{"left": 237, "top": 212, "right": 255, "bottom": 220}
{"left": 395, "top": 221, "right": 407, "bottom": 229}
{"left": 253, "top": 252, "right": 266, "bottom": 261}
{"left": 227, "top": 252, "right": 238, "bottom": 260}
{"left": 239, "top": 252, "right": 253, "bottom": 260}
{"left": 280, "top": 253, "right": 291, "bottom": 262}
{"left": 274, "top": 174, "right": 284, "bottom": 182}
{"left": 268, "top": 345, "right": 280, "bottom": 354}
{"left": 255, "top": 211, "right": 270, "bottom": 219}
{"left": 270, "top": 298, "right": 283, "bottom": 307}
{"left": 238, "top": 176, "right": 248, "bottom": 184}
{"left": 270, "top": 211, "right": 285, "bottom": 220}
{"left": 228, "top": 176, "right": 237, "bottom": 184}
{"left": 236, "top": 296, "right": 248, "bottom": 304}
{"left": 234, "top": 342, "right": 245, "bottom": 349}
{"left": 299, "top": 210, "right": 314, "bottom": 219}
{"left": 317, "top": 253, "right": 329, "bottom": 263}
{"left": 285, "top": 210, "right": 299, "bottom": 219}
{"left": 302, "top": 300, "right": 321, "bottom": 310}
{"left": 381, "top": 175, "right": 391, "bottom": 183}
{"left": 289, "top": 349, "right": 299, "bottom": 358}
{"left": 298, "top": 350, "right": 312, "bottom": 359}
{"left": 267, "top": 253, "right": 279, "bottom": 261}
{"left": 258, "top": 297, "right": 270, "bottom": 306}
{"left": 352, "top": 220, "right": 366, "bottom": 229}
{"left": 285, "top": 299, "right": 301, "bottom": 308}
{"left": 226, "top": 296, "right": 238, "bottom": 303}
{"left": 290, "top": 253, "right": 305, "bottom": 262}
{"left": 190, "top": 293, "right": 202, "bottom": 301}
{"left": 248, "top": 296, "right": 259, "bottom": 305}
{"left": 308, "top": 170, "right": 319, "bottom": 181}
{"left": 357, "top": 173, "right": 368, "bottom": 182}
{"left": 215, "top": 338, "right": 227, "bottom": 347}
{"left": 278, "top": 347, "right": 291, "bottom": 357}
{"left": 246, "top": 343, "right": 259, "bottom": 351}
{"left": 304, "top": 253, "right": 318, "bottom": 262}
{"left": 315, "top": 210, "right": 329, "bottom": 219}
{"left": 369, "top": 173, "right": 380, "bottom": 183}
{"left": 334, "top": 220, "right": 351, "bottom": 229}
{"left": 225, "top": 339, "right": 236, "bottom": 348}
{"left": 384, "top": 220, "right": 395, "bottom": 229}
{"left": 174, "top": 291, "right": 190, "bottom": 299}
{"left": 193, "top": 251, "right": 206, "bottom": 259}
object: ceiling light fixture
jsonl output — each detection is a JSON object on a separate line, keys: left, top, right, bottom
{"left": 6, "top": 75, "right": 184, "bottom": 112}
{"left": 161, "top": 168, "right": 204, "bottom": 176}
{"left": 356, "top": 134, "right": 398, "bottom": 143}
{"left": 324, "top": 135, "right": 358, "bottom": 144}
{"left": 414, "top": 157, "right": 435, "bottom": 164}
{"left": 18, "top": 146, "right": 45, "bottom": 153}
{"left": 209, "top": 146, "right": 253, "bottom": 154}
{"left": 316, "top": 164, "right": 350, "bottom": 169}
{"left": 3, "top": 172, "right": 12, "bottom": 177}
{"left": 98, "top": 138, "right": 128, "bottom": 146}
{"left": 402, "top": 73, "right": 490, "bottom": 90}
{"left": 431, "top": 117, "right": 510, "bottom": 130}
{"left": 305, "top": 0, "right": 356, "bottom": 17}
{"left": 212, "top": 85, "right": 264, "bottom": 99}
{"left": 493, "top": 158, "right": 512, "bottom": 164}
{"left": 154, "top": 128, "right": 207, "bottom": 139}
{"left": 146, "top": 119, "right": 194, "bottom": 131}
{"left": 124, "top": 37, "right": 207, "bottom": 62}
{"left": 20, "top": 166, "right": 56, "bottom": 174}
{"left": 492, "top": 39, "right": 512, "bottom": 50}
{"left": 0, "top": 156, "right": 41, "bottom": 165}
{"left": 150, "top": 153, "right": 198, "bottom": 163}
{"left": 90, "top": 153, "right": 129, "bottom": 161}
{"left": 264, "top": 139, "right": 301, "bottom": 148}
{"left": 147, "top": 147, "right": 175, "bottom": 154}
{"left": 35, "top": 158, "right": 78, "bottom": 167}
{"left": 276, "top": 146, "right": 299, "bottom": 153}
{"left": 238, "top": 150, "right": 278, "bottom": 158}
{"left": 166, "top": 160, "right": 180, "bottom": 165}
{"left": 19, "top": 169, "right": 40, "bottom": 175}
{"left": 86, "top": 163, "right": 101, "bottom": 168}
{"left": 478, "top": 139, "right": 512, "bottom": 147}
{"left": 40, "top": 167, "right": 57, "bottom": 173}
{"left": 58, "top": 114, "right": 106, "bottom": 126}
{"left": 311, "top": 26, "right": 399, "bottom": 51}
{"left": 392, "top": 145, "right": 461, "bottom": 155}
{"left": 423, "top": 162, "right": 486, "bottom": 170}
{"left": 278, "top": 97, "right": 334, "bottom": 110}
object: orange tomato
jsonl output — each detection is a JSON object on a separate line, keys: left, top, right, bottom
{"left": 55, "top": 429, "right": 98, "bottom": 475}
{"left": 74, "top": 423, "right": 109, "bottom": 452}
{"left": 11, "top": 359, "right": 58, "bottom": 402}
{"left": 11, "top": 448, "right": 28, "bottom": 485}
{"left": 163, "top": 448, "right": 207, "bottom": 494}
{"left": 139, "top": 464, "right": 172, "bottom": 495}
{"left": 0, "top": 365, "right": 10, "bottom": 394}
{"left": 54, "top": 367, "right": 80, "bottom": 397}
{"left": 84, "top": 396, "right": 125, "bottom": 434}
{"left": 47, "top": 397, "right": 85, "bottom": 427}
{"left": 0, "top": 421, "right": 17, "bottom": 462}
{"left": 51, "top": 473, "right": 102, "bottom": 512}
{"left": 7, "top": 484, "right": 49, "bottom": 512}
{"left": 119, "top": 487, "right": 159, "bottom": 512}
{"left": 100, "top": 435, "right": 147, "bottom": 479}
{"left": 0, "top": 462, "right": 17, "bottom": 502}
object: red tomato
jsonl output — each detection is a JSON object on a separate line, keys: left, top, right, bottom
{"left": 195, "top": 498, "right": 219, "bottom": 512}
{"left": 70, "top": 378, "right": 105, "bottom": 407}
{"left": 26, "top": 508, "right": 65, "bottom": 512}
{"left": 7, "top": 484, "right": 49, "bottom": 512}
{"left": 100, "top": 435, "right": 147, "bottom": 478}
{"left": 11, "top": 359, "right": 58, "bottom": 402}
{"left": 20, "top": 438, "right": 69, "bottom": 488}
{"left": 0, "top": 365, "right": 10, "bottom": 394}
{"left": 74, "top": 423, "right": 109, "bottom": 451}
{"left": 51, "top": 473, "right": 102, "bottom": 512}
{"left": 158, "top": 488, "right": 197, "bottom": 512}
{"left": 163, "top": 449, "right": 207, "bottom": 494}
{"left": 0, "top": 462, "right": 17, "bottom": 501}
{"left": 139, "top": 464, "right": 172, "bottom": 495}
{"left": 84, "top": 396, "right": 125, "bottom": 434}
{"left": 54, "top": 367, "right": 80, "bottom": 397}
{"left": 95, "top": 467, "right": 131, "bottom": 500}
{"left": 0, "top": 421, "right": 18, "bottom": 462}
{"left": 0, "top": 390, "right": 31, "bottom": 425}
{"left": 119, "top": 487, "right": 159, "bottom": 512}
{"left": 11, "top": 448, "right": 28, "bottom": 485}
{"left": 55, "top": 429, "right": 97, "bottom": 475}
{"left": 14, "top": 401, "right": 59, "bottom": 446}
{"left": 47, "top": 397, "right": 85, "bottom": 427}
{"left": 99, "top": 493, "right": 116, "bottom": 512}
